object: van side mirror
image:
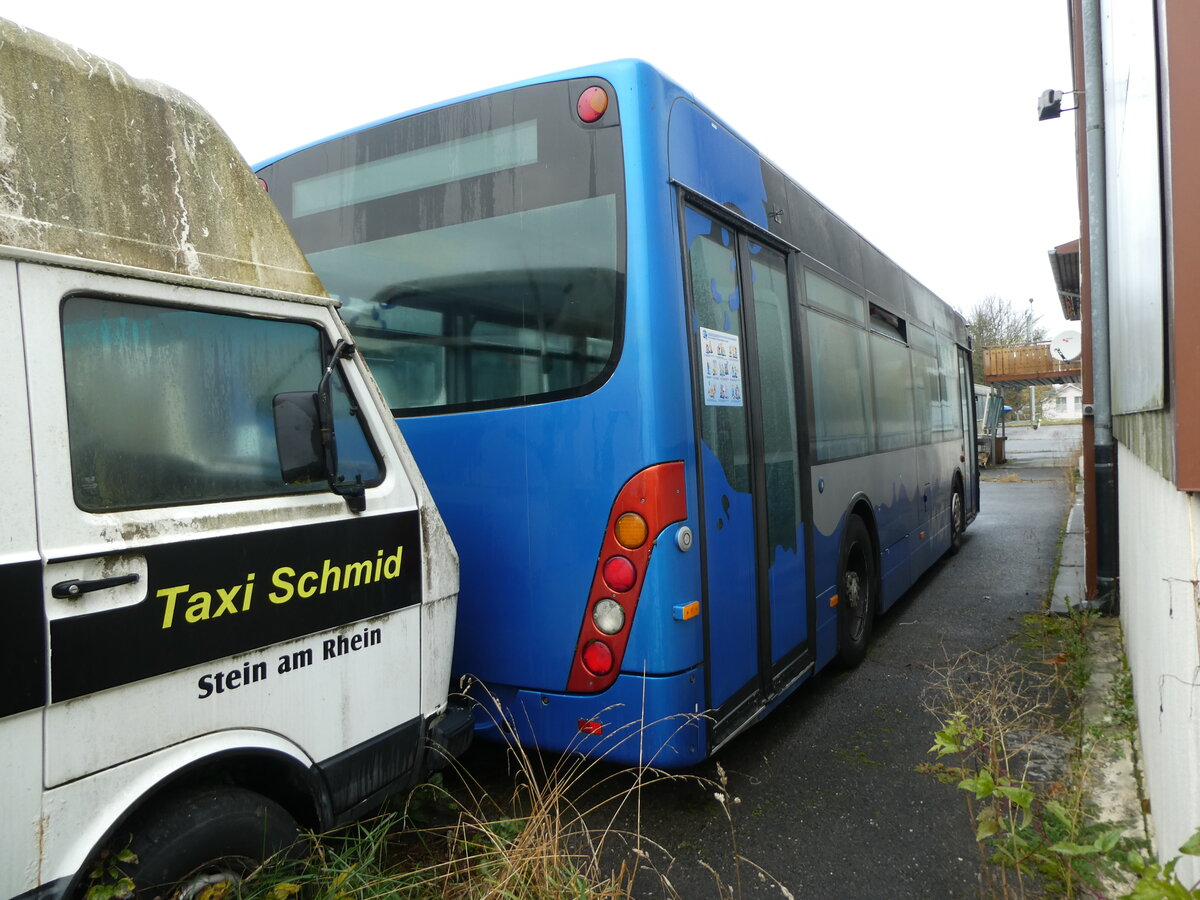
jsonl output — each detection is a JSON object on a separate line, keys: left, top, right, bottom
{"left": 273, "top": 339, "right": 366, "bottom": 513}
{"left": 273, "top": 391, "right": 325, "bottom": 483}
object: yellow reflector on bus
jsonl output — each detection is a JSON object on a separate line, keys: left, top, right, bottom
{"left": 615, "top": 512, "right": 648, "bottom": 549}
{"left": 673, "top": 601, "right": 700, "bottom": 621}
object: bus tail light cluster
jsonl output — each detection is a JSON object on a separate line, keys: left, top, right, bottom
{"left": 566, "top": 462, "right": 687, "bottom": 694}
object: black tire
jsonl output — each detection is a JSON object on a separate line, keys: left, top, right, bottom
{"left": 111, "top": 786, "right": 301, "bottom": 899}
{"left": 948, "top": 483, "right": 965, "bottom": 556}
{"left": 835, "top": 516, "right": 877, "bottom": 668}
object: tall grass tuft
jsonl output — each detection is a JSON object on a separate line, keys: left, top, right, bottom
{"left": 202, "top": 685, "right": 782, "bottom": 899}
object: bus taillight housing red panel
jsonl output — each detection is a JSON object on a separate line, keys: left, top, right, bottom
{"left": 567, "top": 462, "right": 687, "bottom": 693}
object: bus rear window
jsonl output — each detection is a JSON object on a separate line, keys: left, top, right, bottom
{"left": 260, "top": 80, "right": 626, "bottom": 415}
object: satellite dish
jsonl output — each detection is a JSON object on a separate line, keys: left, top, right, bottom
{"left": 1049, "top": 329, "right": 1082, "bottom": 361}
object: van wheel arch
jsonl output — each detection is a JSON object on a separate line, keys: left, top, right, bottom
{"left": 71, "top": 749, "right": 321, "bottom": 898}
{"left": 100, "top": 785, "right": 302, "bottom": 899}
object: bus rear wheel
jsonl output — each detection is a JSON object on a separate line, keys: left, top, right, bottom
{"left": 105, "top": 786, "right": 301, "bottom": 899}
{"left": 836, "top": 516, "right": 877, "bottom": 668}
{"left": 948, "top": 485, "right": 965, "bottom": 555}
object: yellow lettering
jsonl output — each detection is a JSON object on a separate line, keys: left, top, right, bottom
{"left": 214, "top": 585, "right": 241, "bottom": 617}
{"left": 343, "top": 559, "right": 372, "bottom": 589}
{"left": 269, "top": 567, "right": 296, "bottom": 604}
{"left": 297, "top": 570, "right": 318, "bottom": 599}
{"left": 184, "top": 591, "right": 213, "bottom": 623}
{"left": 158, "top": 584, "right": 190, "bottom": 629}
{"left": 383, "top": 546, "right": 403, "bottom": 580}
{"left": 319, "top": 558, "right": 341, "bottom": 594}
{"left": 243, "top": 572, "right": 255, "bottom": 611}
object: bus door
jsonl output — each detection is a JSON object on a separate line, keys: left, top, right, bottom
{"left": 683, "top": 205, "right": 813, "bottom": 747}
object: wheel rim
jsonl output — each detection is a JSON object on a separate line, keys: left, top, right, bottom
{"left": 952, "top": 491, "right": 963, "bottom": 537}
{"left": 844, "top": 556, "right": 867, "bottom": 640}
{"left": 176, "top": 866, "right": 248, "bottom": 900}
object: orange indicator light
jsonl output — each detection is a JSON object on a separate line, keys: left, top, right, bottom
{"left": 615, "top": 512, "right": 648, "bottom": 549}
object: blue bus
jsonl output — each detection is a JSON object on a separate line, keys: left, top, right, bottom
{"left": 256, "top": 60, "right": 980, "bottom": 768}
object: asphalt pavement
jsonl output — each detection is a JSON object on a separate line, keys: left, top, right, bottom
{"left": 626, "top": 463, "right": 1072, "bottom": 897}
{"left": 454, "top": 426, "right": 1082, "bottom": 899}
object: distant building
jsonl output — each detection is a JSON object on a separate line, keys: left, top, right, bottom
{"left": 1040, "top": 383, "right": 1083, "bottom": 421}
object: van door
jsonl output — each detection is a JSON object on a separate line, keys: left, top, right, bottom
{"left": 19, "top": 263, "right": 427, "bottom": 798}
{"left": 0, "top": 258, "right": 46, "bottom": 899}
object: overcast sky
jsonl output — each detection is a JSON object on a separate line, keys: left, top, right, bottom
{"left": 4, "top": 0, "right": 1081, "bottom": 335}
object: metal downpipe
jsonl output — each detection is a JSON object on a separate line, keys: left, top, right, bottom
{"left": 1082, "top": 0, "right": 1119, "bottom": 611}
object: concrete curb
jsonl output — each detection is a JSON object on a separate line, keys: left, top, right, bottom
{"left": 1047, "top": 482, "right": 1151, "bottom": 892}
{"left": 1051, "top": 493, "right": 1087, "bottom": 616}
{"left": 1081, "top": 618, "right": 1150, "bottom": 896}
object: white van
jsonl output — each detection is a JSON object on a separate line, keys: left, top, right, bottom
{"left": 0, "top": 19, "right": 467, "bottom": 899}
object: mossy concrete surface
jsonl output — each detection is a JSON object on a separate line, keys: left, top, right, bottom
{"left": 0, "top": 18, "right": 324, "bottom": 296}
{"left": 1084, "top": 617, "right": 1149, "bottom": 896}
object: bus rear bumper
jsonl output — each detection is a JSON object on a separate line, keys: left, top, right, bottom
{"left": 470, "top": 668, "right": 707, "bottom": 768}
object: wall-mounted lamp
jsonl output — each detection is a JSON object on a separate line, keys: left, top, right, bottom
{"left": 1038, "top": 89, "right": 1079, "bottom": 121}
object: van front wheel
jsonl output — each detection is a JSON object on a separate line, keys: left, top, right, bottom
{"left": 103, "top": 786, "right": 301, "bottom": 898}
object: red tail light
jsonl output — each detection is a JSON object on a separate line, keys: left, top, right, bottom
{"left": 602, "top": 556, "right": 637, "bottom": 592}
{"left": 566, "top": 461, "right": 687, "bottom": 693}
{"left": 581, "top": 640, "right": 613, "bottom": 676}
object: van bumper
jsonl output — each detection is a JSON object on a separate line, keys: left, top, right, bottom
{"left": 425, "top": 698, "right": 473, "bottom": 770}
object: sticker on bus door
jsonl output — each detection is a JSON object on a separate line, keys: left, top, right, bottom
{"left": 700, "top": 327, "right": 744, "bottom": 408}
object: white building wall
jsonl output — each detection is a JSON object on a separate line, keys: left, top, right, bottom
{"left": 1042, "top": 385, "right": 1084, "bottom": 422}
{"left": 1118, "top": 446, "right": 1200, "bottom": 881}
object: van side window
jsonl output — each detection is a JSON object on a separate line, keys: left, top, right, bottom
{"left": 62, "top": 297, "right": 381, "bottom": 512}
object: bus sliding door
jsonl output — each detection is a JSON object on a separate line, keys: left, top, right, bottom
{"left": 683, "top": 206, "right": 813, "bottom": 747}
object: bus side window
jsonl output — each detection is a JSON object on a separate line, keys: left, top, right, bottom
{"left": 870, "top": 332, "right": 917, "bottom": 452}
{"left": 62, "top": 297, "right": 381, "bottom": 511}
{"left": 805, "top": 307, "right": 871, "bottom": 461}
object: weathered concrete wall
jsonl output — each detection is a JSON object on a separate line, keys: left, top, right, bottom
{"left": 1114, "top": 410, "right": 1174, "bottom": 484}
{"left": 1118, "top": 446, "right": 1200, "bottom": 884}
{"left": 0, "top": 18, "right": 324, "bottom": 295}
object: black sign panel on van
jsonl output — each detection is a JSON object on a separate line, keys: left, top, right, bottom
{"left": 0, "top": 561, "right": 47, "bottom": 718}
{"left": 49, "top": 511, "right": 421, "bottom": 702}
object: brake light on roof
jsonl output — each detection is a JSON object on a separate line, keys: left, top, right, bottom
{"left": 576, "top": 86, "right": 609, "bottom": 123}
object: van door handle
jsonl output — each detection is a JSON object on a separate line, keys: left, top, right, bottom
{"left": 51, "top": 573, "right": 140, "bottom": 599}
